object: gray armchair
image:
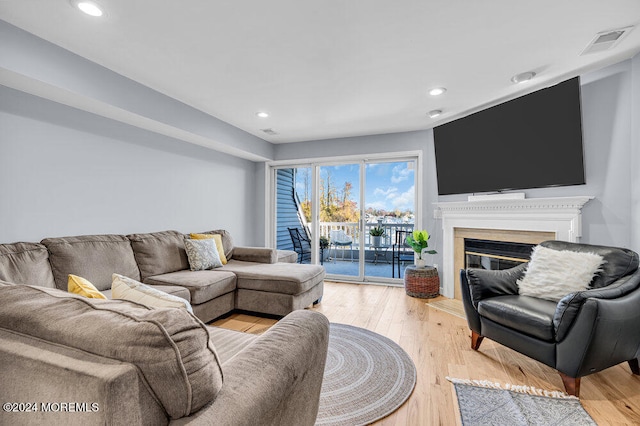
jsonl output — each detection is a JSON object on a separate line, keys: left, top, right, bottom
{"left": 460, "top": 240, "right": 640, "bottom": 396}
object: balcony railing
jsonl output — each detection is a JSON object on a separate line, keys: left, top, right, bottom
{"left": 317, "top": 222, "right": 414, "bottom": 247}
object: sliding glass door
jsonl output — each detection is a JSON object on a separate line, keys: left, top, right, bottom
{"left": 363, "top": 161, "right": 416, "bottom": 279}
{"left": 319, "top": 163, "right": 360, "bottom": 278}
{"left": 274, "top": 157, "right": 417, "bottom": 283}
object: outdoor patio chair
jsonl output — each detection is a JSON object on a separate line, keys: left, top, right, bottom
{"left": 392, "top": 230, "right": 414, "bottom": 278}
{"left": 329, "top": 229, "right": 353, "bottom": 263}
{"left": 288, "top": 227, "right": 311, "bottom": 263}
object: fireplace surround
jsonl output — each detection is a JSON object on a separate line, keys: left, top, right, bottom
{"left": 435, "top": 196, "right": 593, "bottom": 299}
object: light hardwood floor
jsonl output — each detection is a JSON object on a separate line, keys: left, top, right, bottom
{"left": 212, "top": 281, "right": 640, "bottom": 425}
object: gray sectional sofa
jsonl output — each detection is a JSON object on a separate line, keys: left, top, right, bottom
{"left": 0, "top": 282, "right": 329, "bottom": 425}
{"left": 0, "top": 229, "right": 329, "bottom": 425}
{"left": 0, "top": 229, "right": 325, "bottom": 322}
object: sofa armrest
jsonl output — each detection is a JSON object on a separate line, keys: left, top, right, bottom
{"left": 465, "top": 263, "right": 527, "bottom": 307}
{"left": 556, "top": 284, "right": 640, "bottom": 377}
{"left": 554, "top": 268, "right": 640, "bottom": 341}
{"left": 231, "top": 246, "right": 277, "bottom": 264}
{"left": 460, "top": 270, "right": 481, "bottom": 334}
{"left": 0, "top": 328, "right": 168, "bottom": 426}
{"left": 172, "top": 310, "right": 330, "bottom": 426}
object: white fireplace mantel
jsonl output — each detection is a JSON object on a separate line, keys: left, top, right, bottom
{"left": 434, "top": 196, "right": 594, "bottom": 298}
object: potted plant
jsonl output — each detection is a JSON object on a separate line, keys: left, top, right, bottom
{"left": 405, "top": 230, "right": 437, "bottom": 268}
{"left": 369, "top": 226, "right": 385, "bottom": 247}
{"left": 319, "top": 236, "right": 330, "bottom": 264}
{"left": 319, "top": 236, "right": 330, "bottom": 250}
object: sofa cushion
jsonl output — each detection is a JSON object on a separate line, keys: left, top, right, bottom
{"left": 112, "top": 274, "right": 193, "bottom": 312}
{"left": 221, "top": 260, "right": 324, "bottom": 295}
{"left": 0, "top": 284, "right": 223, "bottom": 419}
{"left": 478, "top": 295, "right": 557, "bottom": 341}
{"left": 197, "top": 230, "right": 234, "bottom": 260}
{"left": 184, "top": 238, "right": 223, "bottom": 271}
{"left": 127, "top": 230, "right": 189, "bottom": 281}
{"left": 0, "top": 242, "right": 56, "bottom": 288}
{"left": 145, "top": 270, "right": 237, "bottom": 305}
{"left": 232, "top": 246, "right": 277, "bottom": 264}
{"left": 68, "top": 274, "right": 107, "bottom": 299}
{"left": 42, "top": 235, "right": 140, "bottom": 291}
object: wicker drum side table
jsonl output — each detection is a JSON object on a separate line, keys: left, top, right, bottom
{"left": 404, "top": 265, "right": 440, "bottom": 298}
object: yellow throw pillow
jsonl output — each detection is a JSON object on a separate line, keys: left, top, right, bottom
{"left": 68, "top": 274, "right": 107, "bottom": 299}
{"left": 190, "top": 233, "right": 228, "bottom": 264}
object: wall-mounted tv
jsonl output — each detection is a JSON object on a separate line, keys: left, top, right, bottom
{"left": 433, "top": 77, "right": 585, "bottom": 196}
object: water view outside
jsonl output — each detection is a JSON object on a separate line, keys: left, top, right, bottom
{"left": 292, "top": 161, "right": 415, "bottom": 279}
{"left": 364, "top": 162, "right": 415, "bottom": 278}
{"left": 295, "top": 162, "right": 414, "bottom": 224}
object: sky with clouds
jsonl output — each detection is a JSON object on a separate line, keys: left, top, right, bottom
{"left": 295, "top": 161, "right": 415, "bottom": 213}
{"left": 364, "top": 162, "right": 415, "bottom": 212}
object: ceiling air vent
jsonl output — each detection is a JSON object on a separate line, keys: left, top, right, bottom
{"left": 261, "top": 128, "right": 278, "bottom": 136}
{"left": 581, "top": 26, "right": 633, "bottom": 55}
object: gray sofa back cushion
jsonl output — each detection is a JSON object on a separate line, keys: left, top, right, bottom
{"left": 200, "top": 229, "right": 234, "bottom": 260}
{"left": 0, "top": 242, "right": 56, "bottom": 288}
{"left": 0, "top": 284, "right": 224, "bottom": 419}
{"left": 127, "top": 230, "right": 189, "bottom": 281}
{"left": 41, "top": 235, "right": 140, "bottom": 291}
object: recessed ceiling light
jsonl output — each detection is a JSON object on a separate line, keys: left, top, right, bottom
{"left": 73, "top": 1, "right": 104, "bottom": 17}
{"left": 256, "top": 112, "right": 269, "bottom": 118}
{"left": 511, "top": 71, "right": 536, "bottom": 84}
{"left": 428, "top": 110, "right": 443, "bottom": 118}
{"left": 429, "top": 87, "right": 447, "bottom": 96}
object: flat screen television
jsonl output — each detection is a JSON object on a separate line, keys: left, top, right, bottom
{"left": 433, "top": 77, "right": 585, "bottom": 196}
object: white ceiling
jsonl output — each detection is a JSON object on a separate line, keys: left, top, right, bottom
{"left": 1, "top": 0, "right": 640, "bottom": 144}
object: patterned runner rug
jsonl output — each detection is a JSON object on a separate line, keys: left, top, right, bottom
{"left": 315, "top": 324, "right": 416, "bottom": 426}
{"left": 448, "top": 378, "right": 596, "bottom": 425}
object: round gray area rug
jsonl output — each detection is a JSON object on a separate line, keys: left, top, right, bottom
{"left": 316, "top": 323, "right": 417, "bottom": 426}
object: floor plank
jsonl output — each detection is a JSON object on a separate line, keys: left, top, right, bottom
{"left": 211, "top": 312, "right": 278, "bottom": 334}
{"left": 212, "top": 281, "right": 640, "bottom": 425}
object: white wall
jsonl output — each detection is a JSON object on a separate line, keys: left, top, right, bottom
{"left": 273, "top": 57, "right": 640, "bottom": 257}
{"left": 0, "top": 86, "right": 259, "bottom": 245}
{"left": 572, "top": 61, "right": 632, "bottom": 248}
{"left": 0, "top": 20, "right": 273, "bottom": 162}
{"left": 632, "top": 54, "right": 640, "bottom": 253}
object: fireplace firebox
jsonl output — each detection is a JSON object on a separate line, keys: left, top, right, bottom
{"left": 464, "top": 238, "right": 535, "bottom": 271}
